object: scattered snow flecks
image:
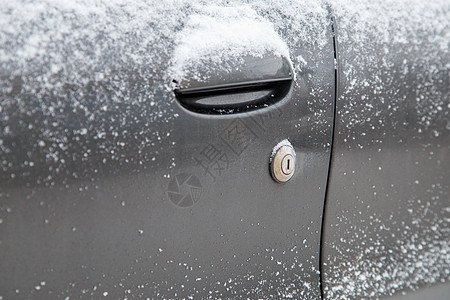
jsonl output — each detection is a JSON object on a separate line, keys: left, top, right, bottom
{"left": 1, "top": 0, "right": 331, "bottom": 299}
{"left": 331, "top": 0, "right": 449, "bottom": 131}
{"left": 1, "top": 0, "right": 448, "bottom": 299}
{"left": 324, "top": 207, "right": 449, "bottom": 299}
{"left": 72, "top": 246, "right": 321, "bottom": 299}
{"left": 323, "top": 0, "right": 449, "bottom": 299}
{"left": 0, "top": 0, "right": 329, "bottom": 187}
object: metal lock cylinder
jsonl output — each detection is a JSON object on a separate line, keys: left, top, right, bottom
{"left": 270, "top": 142, "right": 296, "bottom": 183}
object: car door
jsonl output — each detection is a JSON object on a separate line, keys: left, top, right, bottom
{"left": 321, "top": 1, "right": 449, "bottom": 299}
{"left": 0, "top": 1, "right": 335, "bottom": 298}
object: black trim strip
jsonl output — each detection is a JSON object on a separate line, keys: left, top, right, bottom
{"left": 319, "top": 14, "right": 339, "bottom": 300}
{"left": 174, "top": 77, "right": 293, "bottom": 97}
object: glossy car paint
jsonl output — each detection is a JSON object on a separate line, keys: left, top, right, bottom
{"left": 0, "top": 1, "right": 334, "bottom": 298}
{"left": 0, "top": 1, "right": 448, "bottom": 299}
{"left": 321, "top": 2, "right": 449, "bottom": 299}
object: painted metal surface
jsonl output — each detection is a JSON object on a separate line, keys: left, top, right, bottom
{"left": 321, "top": 2, "right": 449, "bottom": 299}
{"left": 1, "top": 1, "right": 448, "bottom": 299}
{"left": 0, "top": 1, "right": 334, "bottom": 298}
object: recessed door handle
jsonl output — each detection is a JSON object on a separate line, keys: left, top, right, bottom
{"left": 173, "top": 55, "right": 293, "bottom": 115}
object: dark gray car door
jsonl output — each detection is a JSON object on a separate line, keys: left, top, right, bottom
{"left": 0, "top": 1, "right": 335, "bottom": 298}
{"left": 321, "top": 1, "right": 449, "bottom": 299}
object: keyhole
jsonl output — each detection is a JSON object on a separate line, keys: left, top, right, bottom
{"left": 281, "top": 154, "right": 294, "bottom": 175}
{"left": 270, "top": 144, "right": 295, "bottom": 183}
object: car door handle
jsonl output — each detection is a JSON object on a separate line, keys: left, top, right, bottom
{"left": 173, "top": 55, "right": 293, "bottom": 114}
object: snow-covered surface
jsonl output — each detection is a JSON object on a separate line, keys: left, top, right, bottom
{"left": 170, "top": 5, "right": 290, "bottom": 84}
{"left": 322, "top": 0, "right": 450, "bottom": 299}
{"left": 333, "top": 0, "right": 449, "bottom": 130}
{"left": 269, "top": 139, "right": 295, "bottom": 164}
{"left": 0, "top": 0, "right": 328, "bottom": 183}
{"left": 0, "top": 0, "right": 448, "bottom": 299}
{"left": 0, "top": 1, "right": 330, "bottom": 299}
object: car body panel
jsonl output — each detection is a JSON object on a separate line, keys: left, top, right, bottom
{"left": 322, "top": 1, "right": 450, "bottom": 299}
{"left": 1, "top": 1, "right": 448, "bottom": 299}
{"left": 0, "top": 1, "right": 335, "bottom": 298}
